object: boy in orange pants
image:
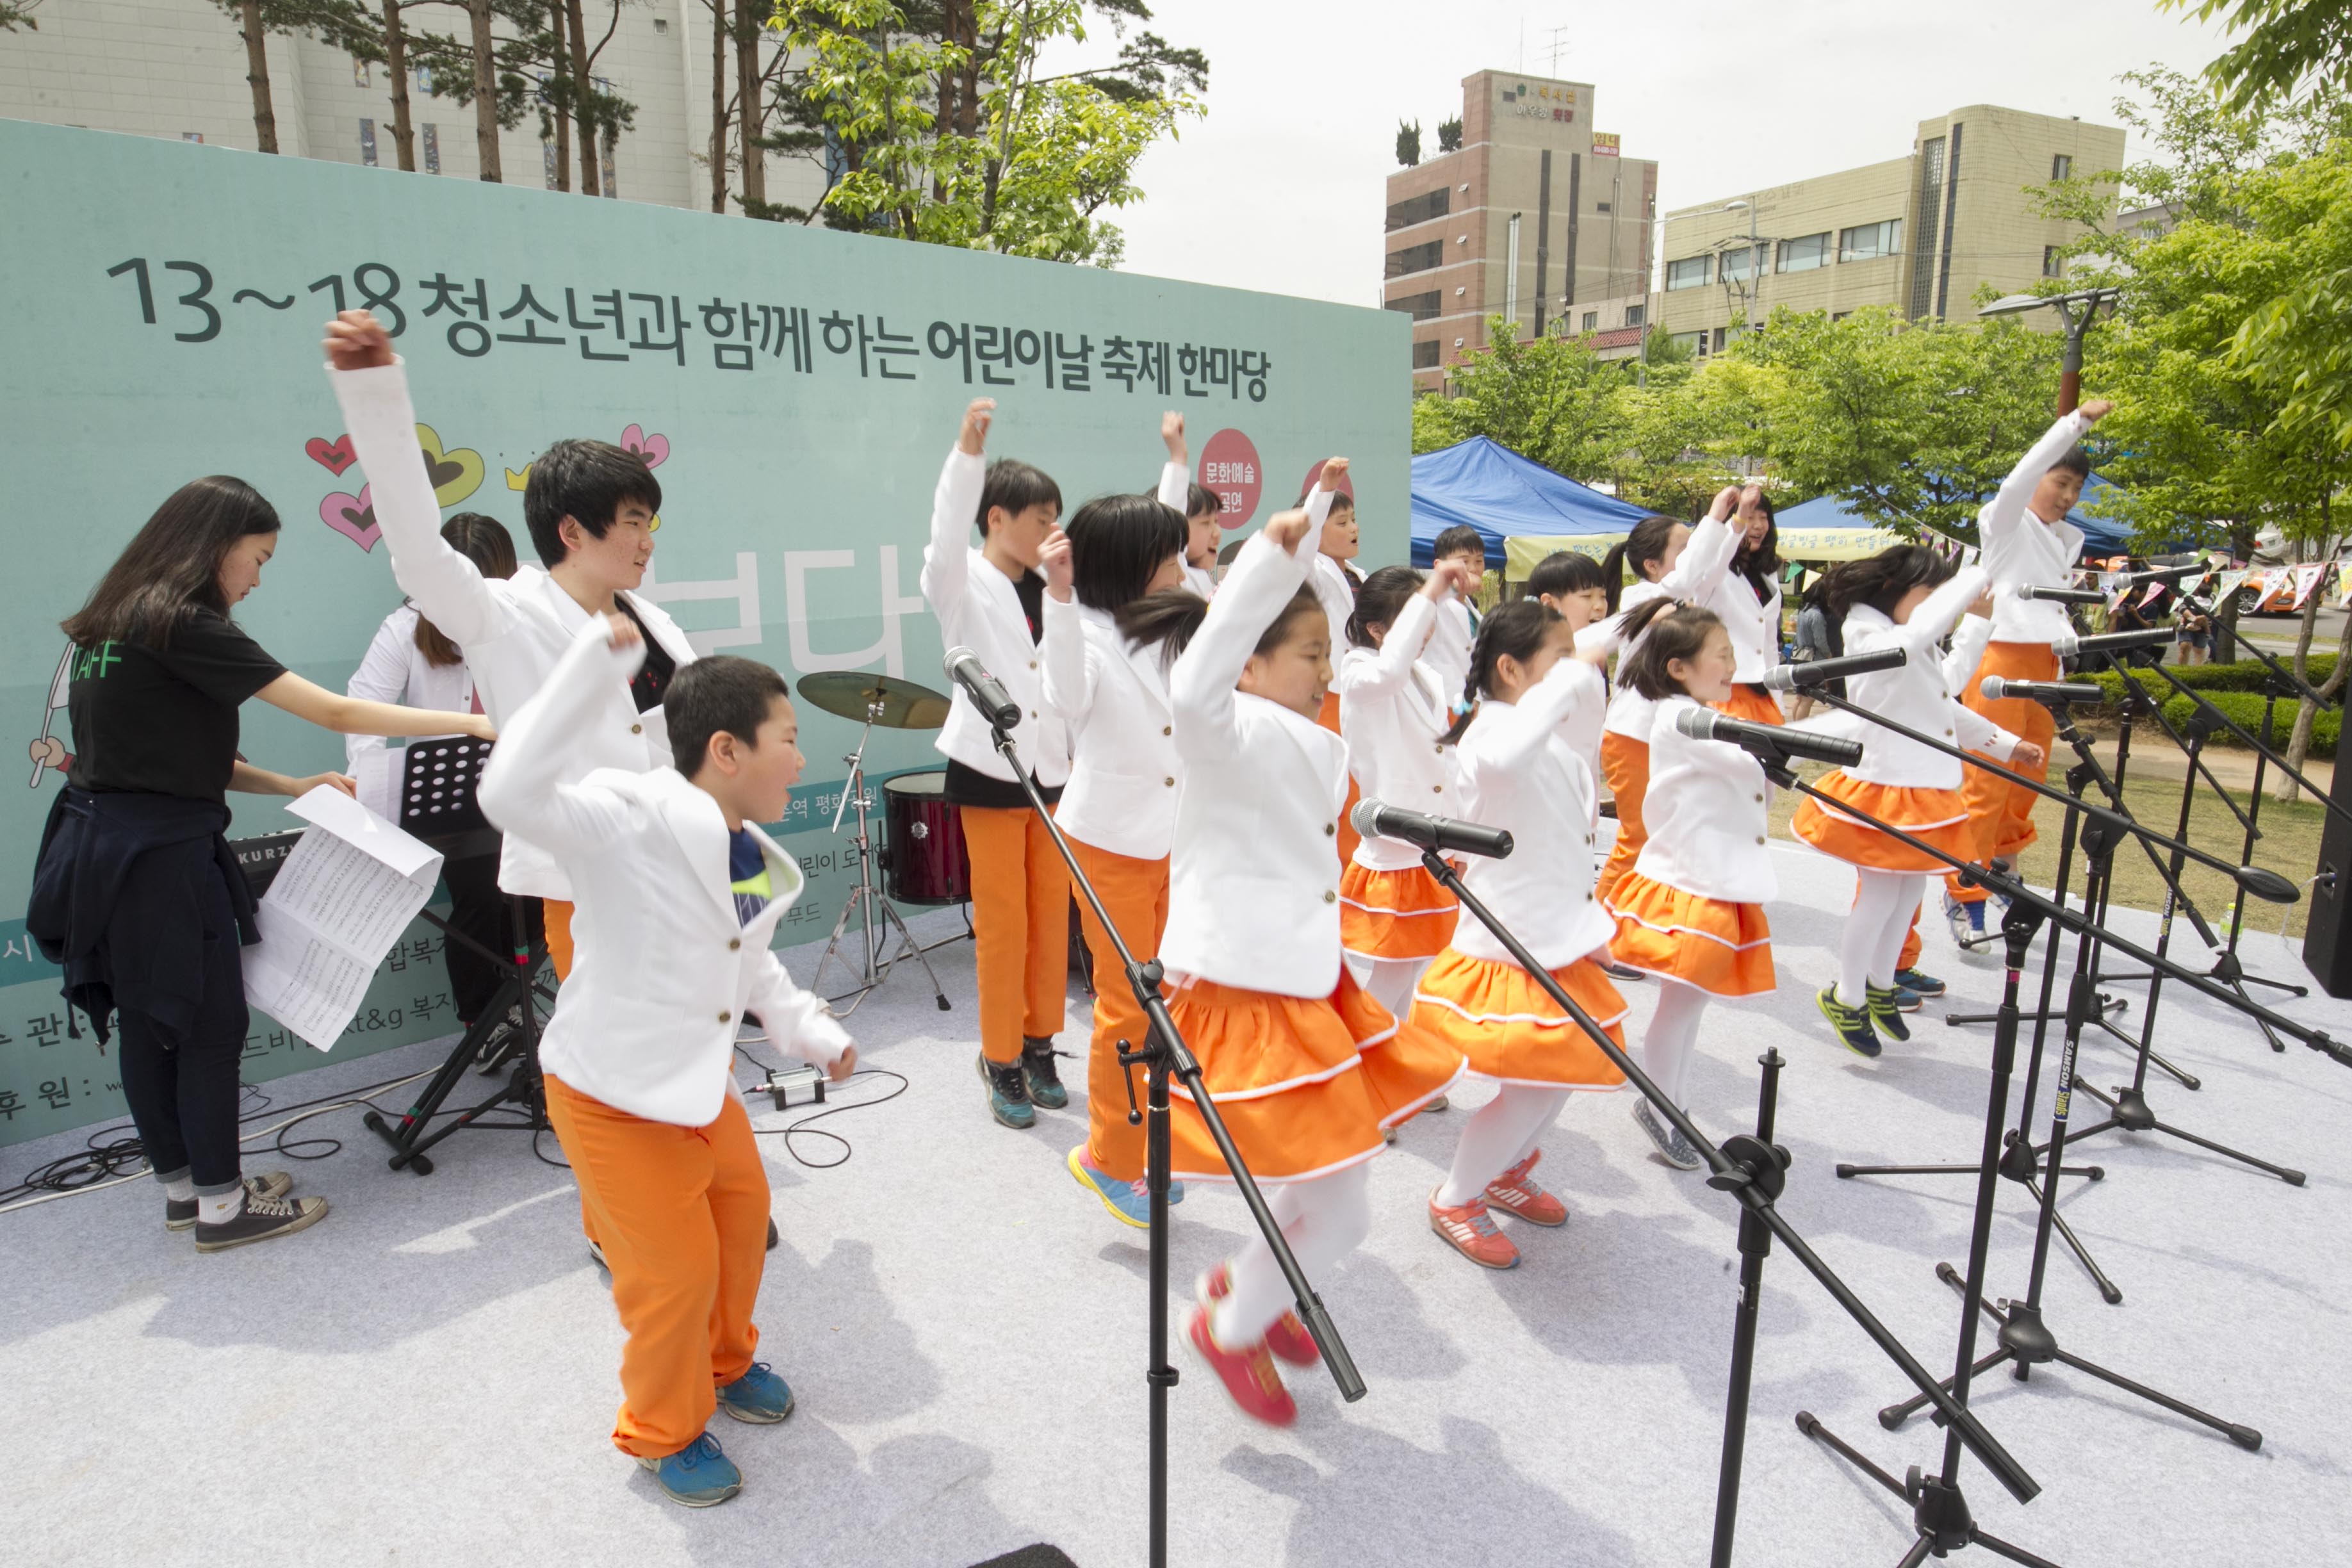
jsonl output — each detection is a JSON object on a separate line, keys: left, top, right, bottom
{"left": 481, "top": 614, "right": 854, "bottom": 1508}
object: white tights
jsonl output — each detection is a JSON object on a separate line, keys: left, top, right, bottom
{"left": 1435, "top": 1084, "right": 1570, "bottom": 1207}
{"left": 1841, "top": 869, "right": 1926, "bottom": 1007}
{"left": 1354, "top": 954, "right": 1432, "bottom": 1025}
{"left": 1640, "top": 979, "right": 1711, "bottom": 1108}
{"left": 1214, "top": 1162, "right": 1374, "bottom": 1348}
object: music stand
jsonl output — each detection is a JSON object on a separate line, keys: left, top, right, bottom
{"left": 359, "top": 737, "right": 559, "bottom": 1177}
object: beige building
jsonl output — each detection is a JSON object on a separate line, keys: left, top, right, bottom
{"left": 1385, "top": 69, "right": 1658, "bottom": 394}
{"left": 1656, "top": 104, "right": 2123, "bottom": 354}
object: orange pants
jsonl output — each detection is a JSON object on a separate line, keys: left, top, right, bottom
{"left": 1955, "top": 641, "right": 2057, "bottom": 903}
{"left": 1068, "top": 839, "right": 1170, "bottom": 1182}
{"left": 1597, "top": 731, "right": 1650, "bottom": 905}
{"left": 960, "top": 803, "right": 1073, "bottom": 1064}
{"left": 1319, "top": 690, "right": 1361, "bottom": 865}
{"left": 543, "top": 1072, "right": 766, "bottom": 1459}
{"left": 544, "top": 898, "right": 576, "bottom": 981}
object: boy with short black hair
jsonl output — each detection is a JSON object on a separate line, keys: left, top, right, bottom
{"left": 1153, "top": 411, "right": 1223, "bottom": 599}
{"left": 1425, "top": 523, "right": 1492, "bottom": 698}
{"left": 479, "top": 616, "right": 853, "bottom": 1510}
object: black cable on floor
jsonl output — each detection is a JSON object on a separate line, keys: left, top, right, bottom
{"left": 739, "top": 1064, "right": 910, "bottom": 1170}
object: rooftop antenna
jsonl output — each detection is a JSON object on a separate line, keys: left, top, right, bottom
{"left": 1544, "top": 24, "right": 1571, "bottom": 76}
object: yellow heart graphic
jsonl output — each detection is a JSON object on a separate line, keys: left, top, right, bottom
{"left": 414, "top": 424, "right": 486, "bottom": 509}
{"left": 505, "top": 465, "right": 531, "bottom": 491}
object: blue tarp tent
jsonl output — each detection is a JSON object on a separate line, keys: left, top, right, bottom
{"left": 1409, "top": 437, "right": 1649, "bottom": 568}
{"left": 1775, "top": 476, "right": 2132, "bottom": 554}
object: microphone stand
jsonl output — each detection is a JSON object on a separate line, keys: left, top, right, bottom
{"left": 1765, "top": 756, "right": 2293, "bottom": 1458}
{"left": 979, "top": 712, "right": 1365, "bottom": 1568}
{"left": 1414, "top": 842, "right": 2045, "bottom": 1567}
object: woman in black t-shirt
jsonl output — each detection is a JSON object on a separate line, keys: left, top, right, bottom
{"left": 30, "top": 475, "right": 496, "bottom": 1254}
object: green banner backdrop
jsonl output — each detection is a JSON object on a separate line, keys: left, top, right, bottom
{"left": 0, "top": 119, "right": 1409, "bottom": 1147}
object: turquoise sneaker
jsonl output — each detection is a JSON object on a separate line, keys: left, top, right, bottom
{"left": 977, "top": 1052, "right": 1036, "bottom": 1129}
{"left": 1893, "top": 967, "right": 1946, "bottom": 998}
{"left": 637, "top": 1431, "right": 741, "bottom": 1508}
{"left": 1818, "top": 986, "right": 1882, "bottom": 1059}
{"left": 715, "top": 1362, "right": 794, "bottom": 1424}
{"left": 1068, "top": 1144, "right": 1186, "bottom": 1228}
{"left": 1866, "top": 983, "right": 1913, "bottom": 1042}
{"left": 1021, "top": 1036, "right": 1070, "bottom": 1110}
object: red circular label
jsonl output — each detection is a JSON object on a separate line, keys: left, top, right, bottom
{"left": 1298, "top": 457, "right": 1355, "bottom": 506}
{"left": 1198, "top": 429, "right": 1263, "bottom": 530}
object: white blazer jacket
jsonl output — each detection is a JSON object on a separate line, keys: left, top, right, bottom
{"left": 1980, "top": 409, "right": 2091, "bottom": 644}
{"left": 1450, "top": 658, "right": 1615, "bottom": 970}
{"left": 1425, "top": 596, "right": 1476, "bottom": 707}
{"left": 478, "top": 622, "right": 849, "bottom": 1127}
{"left": 1708, "top": 566, "right": 1784, "bottom": 685}
{"left": 1335, "top": 593, "right": 1460, "bottom": 874}
{"left": 1631, "top": 694, "right": 1779, "bottom": 905}
{"left": 1599, "top": 512, "right": 1740, "bottom": 741}
{"left": 331, "top": 361, "right": 698, "bottom": 901}
{"left": 344, "top": 604, "right": 476, "bottom": 769}
{"left": 1041, "top": 593, "right": 1181, "bottom": 861}
{"left": 1161, "top": 511, "right": 1349, "bottom": 1000}
{"left": 921, "top": 446, "right": 1072, "bottom": 787}
{"left": 1833, "top": 568, "right": 2021, "bottom": 789}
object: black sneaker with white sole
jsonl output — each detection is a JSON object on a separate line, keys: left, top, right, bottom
{"left": 165, "top": 1172, "right": 293, "bottom": 1231}
{"left": 193, "top": 1191, "right": 329, "bottom": 1253}
{"left": 1632, "top": 1100, "right": 1703, "bottom": 1171}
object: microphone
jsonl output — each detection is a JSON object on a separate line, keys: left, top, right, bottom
{"left": 2112, "top": 562, "right": 2211, "bottom": 587}
{"left": 1676, "top": 705, "right": 1864, "bottom": 768}
{"left": 1349, "top": 799, "right": 1514, "bottom": 860}
{"left": 1760, "top": 644, "right": 1907, "bottom": 692}
{"left": 942, "top": 646, "right": 1020, "bottom": 730}
{"left": 2055, "top": 627, "right": 2176, "bottom": 658}
{"left": 2016, "top": 584, "right": 2107, "bottom": 605}
{"left": 1980, "top": 677, "right": 2105, "bottom": 705}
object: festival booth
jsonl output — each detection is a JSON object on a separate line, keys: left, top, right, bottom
{"left": 1409, "top": 436, "right": 1648, "bottom": 570}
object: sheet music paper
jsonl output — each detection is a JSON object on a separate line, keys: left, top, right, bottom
{"left": 243, "top": 785, "right": 444, "bottom": 1050}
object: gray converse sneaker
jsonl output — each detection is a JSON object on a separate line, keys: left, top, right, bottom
{"left": 193, "top": 1189, "right": 329, "bottom": 1253}
{"left": 1632, "top": 1100, "right": 1703, "bottom": 1171}
{"left": 165, "top": 1172, "right": 292, "bottom": 1231}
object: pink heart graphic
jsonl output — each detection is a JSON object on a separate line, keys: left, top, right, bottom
{"left": 306, "top": 434, "right": 357, "bottom": 476}
{"left": 621, "top": 423, "right": 670, "bottom": 468}
{"left": 320, "top": 486, "right": 380, "bottom": 551}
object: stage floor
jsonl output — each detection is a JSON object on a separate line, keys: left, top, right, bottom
{"left": 4, "top": 839, "right": 2349, "bottom": 1567}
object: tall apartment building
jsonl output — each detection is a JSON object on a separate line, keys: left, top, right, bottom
{"left": 1655, "top": 104, "right": 2123, "bottom": 355}
{"left": 0, "top": 0, "right": 817, "bottom": 213}
{"left": 1385, "top": 69, "right": 1657, "bottom": 395}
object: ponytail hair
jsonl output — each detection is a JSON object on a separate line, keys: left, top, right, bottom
{"left": 1346, "top": 566, "right": 1423, "bottom": 649}
{"left": 1601, "top": 514, "right": 1686, "bottom": 613}
{"left": 1822, "top": 544, "right": 1955, "bottom": 621}
{"left": 1441, "top": 598, "right": 1562, "bottom": 744}
{"left": 1618, "top": 602, "right": 1726, "bottom": 701}
{"left": 1116, "top": 584, "right": 1321, "bottom": 674}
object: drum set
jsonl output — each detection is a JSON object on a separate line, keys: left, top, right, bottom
{"left": 794, "top": 669, "right": 973, "bottom": 1014}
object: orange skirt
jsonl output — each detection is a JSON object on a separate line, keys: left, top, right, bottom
{"left": 1319, "top": 690, "right": 1362, "bottom": 865}
{"left": 1163, "top": 972, "right": 1433, "bottom": 1182}
{"left": 1605, "top": 871, "right": 1775, "bottom": 997}
{"left": 1713, "top": 684, "right": 1784, "bottom": 726}
{"left": 1408, "top": 949, "right": 1628, "bottom": 1089}
{"left": 1792, "top": 771, "right": 1975, "bottom": 875}
{"left": 1340, "top": 862, "right": 1459, "bottom": 961}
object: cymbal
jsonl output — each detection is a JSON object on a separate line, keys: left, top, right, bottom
{"left": 795, "top": 671, "right": 952, "bottom": 730}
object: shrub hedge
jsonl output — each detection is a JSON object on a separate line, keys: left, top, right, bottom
{"left": 2080, "top": 664, "right": 2339, "bottom": 758}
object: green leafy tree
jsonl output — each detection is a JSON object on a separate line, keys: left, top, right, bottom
{"left": 1411, "top": 318, "right": 1633, "bottom": 479}
{"left": 2165, "top": 0, "right": 2352, "bottom": 111}
{"left": 765, "top": 0, "right": 1205, "bottom": 262}
{"left": 2, "top": 0, "right": 40, "bottom": 31}
{"left": 1395, "top": 118, "right": 1419, "bottom": 167}
{"left": 1437, "top": 115, "right": 1462, "bottom": 154}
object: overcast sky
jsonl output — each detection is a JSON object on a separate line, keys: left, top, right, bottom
{"left": 1052, "top": 0, "right": 2242, "bottom": 307}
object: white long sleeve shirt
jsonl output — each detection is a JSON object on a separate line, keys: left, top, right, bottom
{"left": 343, "top": 605, "right": 477, "bottom": 769}
{"left": 329, "top": 361, "right": 698, "bottom": 901}
{"left": 1706, "top": 566, "right": 1784, "bottom": 685}
{"left": 1335, "top": 593, "right": 1459, "bottom": 874}
{"left": 1599, "top": 513, "right": 1741, "bottom": 742}
{"left": 477, "top": 622, "right": 848, "bottom": 1127}
{"left": 1157, "top": 459, "right": 1218, "bottom": 602}
{"left": 1980, "top": 410, "right": 2092, "bottom": 643}
{"left": 1040, "top": 593, "right": 1181, "bottom": 860}
{"left": 1831, "top": 569, "right": 2022, "bottom": 788}
{"left": 1451, "top": 658, "right": 1615, "bottom": 970}
{"left": 920, "top": 446, "right": 1071, "bottom": 787}
{"left": 1161, "top": 496, "right": 1348, "bottom": 999}
{"left": 1423, "top": 596, "right": 1476, "bottom": 706}
{"left": 1631, "top": 695, "right": 1779, "bottom": 904}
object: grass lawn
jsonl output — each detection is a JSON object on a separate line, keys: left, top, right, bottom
{"left": 1765, "top": 766, "right": 2331, "bottom": 941}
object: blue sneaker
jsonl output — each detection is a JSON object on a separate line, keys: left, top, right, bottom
{"left": 1866, "top": 983, "right": 1913, "bottom": 1042}
{"left": 1942, "top": 891, "right": 1987, "bottom": 949}
{"left": 715, "top": 1362, "right": 795, "bottom": 1424}
{"left": 1818, "top": 985, "right": 1882, "bottom": 1059}
{"left": 1067, "top": 1144, "right": 1186, "bottom": 1228}
{"left": 637, "top": 1430, "right": 741, "bottom": 1508}
{"left": 1893, "top": 966, "right": 1947, "bottom": 998}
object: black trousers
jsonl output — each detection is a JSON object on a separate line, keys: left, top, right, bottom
{"left": 440, "top": 852, "right": 542, "bottom": 1025}
{"left": 114, "top": 854, "right": 250, "bottom": 1192}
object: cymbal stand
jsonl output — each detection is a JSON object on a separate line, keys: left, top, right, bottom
{"left": 811, "top": 706, "right": 951, "bottom": 1017}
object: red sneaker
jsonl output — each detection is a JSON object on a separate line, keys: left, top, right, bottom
{"left": 1483, "top": 1149, "right": 1569, "bottom": 1227}
{"left": 1186, "top": 1305, "right": 1296, "bottom": 1427}
{"left": 1428, "top": 1191, "right": 1520, "bottom": 1269}
{"left": 1197, "top": 1263, "right": 1319, "bottom": 1368}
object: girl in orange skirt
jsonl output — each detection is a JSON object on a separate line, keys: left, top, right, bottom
{"left": 1335, "top": 560, "right": 1479, "bottom": 1020}
{"left": 1603, "top": 602, "right": 1778, "bottom": 1172}
{"left": 1790, "top": 548, "right": 2043, "bottom": 1058}
{"left": 1408, "top": 600, "right": 1625, "bottom": 1269}
{"left": 1141, "top": 461, "right": 1464, "bottom": 1428}
{"left": 1702, "top": 488, "right": 1788, "bottom": 727}
{"left": 1591, "top": 488, "right": 1746, "bottom": 911}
